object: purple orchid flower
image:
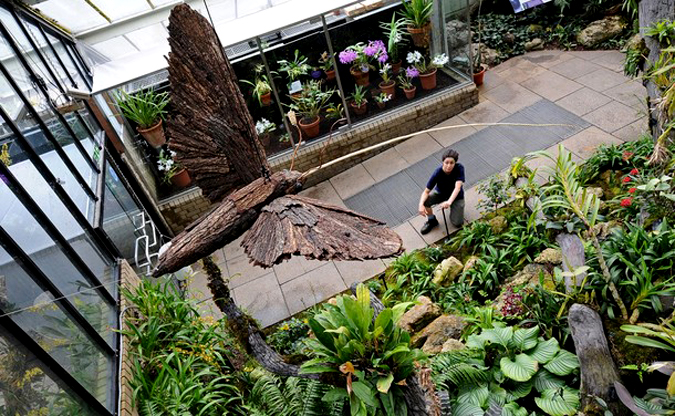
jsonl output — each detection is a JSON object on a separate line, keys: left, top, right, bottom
{"left": 405, "top": 66, "right": 420, "bottom": 78}
{"left": 339, "top": 50, "right": 358, "bottom": 64}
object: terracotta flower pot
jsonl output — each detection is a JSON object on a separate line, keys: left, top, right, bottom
{"left": 299, "top": 116, "right": 321, "bottom": 138}
{"left": 350, "top": 67, "right": 370, "bottom": 86}
{"left": 376, "top": 101, "right": 386, "bottom": 109}
{"left": 473, "top": 65, "right": 487, "bottom": 86}
{"left": 407, "top": 23, "right": 431, "bottom": 48}
{"left": 137, "top": 120, "right": 166, "bottom": 148}
{"left": 392, "top": 60, "right": 402, "bottom": 75}
{"left": 325, "top": 69, "right": 336, "bottom": 81}
{"left": 260, "top": 91, "right": 272, "bottom": 106}
{"left": 350, "top": 101, "right": 368, "bottom": 115}
{"left": 403, "top": 86, "right": 416, "bottom": 100}
{"left": 170, "top": 168, "right": 191, "bottom": 188}
{"left": 419, "top": 68, "right": 437, "bottom": 90}
{"left": 379, "top": 81, "right": 396, "bottom": 99}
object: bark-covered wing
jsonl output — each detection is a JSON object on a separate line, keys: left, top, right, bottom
{"left": 242, "top": 195, "right": 403, "bottom": 268}
{"left": 166, "top": 4, "right": 269, "bottom": 203}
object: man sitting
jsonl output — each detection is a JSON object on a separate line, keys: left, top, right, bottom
{"left": 418, "top": 149, "right": 465, "bottom": 234}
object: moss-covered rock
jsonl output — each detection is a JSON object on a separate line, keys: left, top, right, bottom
{"left": 432, "top": 256, "right": 463, "bottom": 286}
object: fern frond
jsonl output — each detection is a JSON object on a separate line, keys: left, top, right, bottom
{"left": 430, "top": 350, "right": 489, "bottom": 389}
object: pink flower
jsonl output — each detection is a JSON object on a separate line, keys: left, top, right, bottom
{"left": 405, "top": 66, "right": 419, "bottom": 78}
{"left": 623, "top": 176, "right": 631, "bottom": 183}
{"left": 621, "top": 197, "right": 632, "bottom": 207}
{"left": 339, "top": 50, "right": 357, "bottom": 64}
{"left": 629, "top": 187, "right": 637, "bottom": 194}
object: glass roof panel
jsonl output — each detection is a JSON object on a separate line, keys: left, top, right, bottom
{"left": 91, "top": 0, "right": 151, "bottom": 22}
{"left": 234, "top": 0, "right": 269, "bottom": 18}
{"left": 206, "top": 1, "right": 236, "bottom": 23}
{"left": 91, "top": 37, "right": 138, "bottom": 61}
{"left": 124, "top": 23, "right": 168, "bottom": 51}
{"left": 36, "top": 0, "right": 108, "bottom": 33}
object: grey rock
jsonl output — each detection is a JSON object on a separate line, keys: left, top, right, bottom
{"left": 525, "top": 38, "right": 544, "bottom": 51}
{"left": 432, "top": 256, "right": 463, "bottom": 286}
{"left": 441, "top": 338, "right": 466, "bottom": 353}
{"left": 398, "top": 296, "right": 442, "bottom": 334}
{"left": 576, "top": 16, "right": 627, "bottom": 48}
{"left": 489, "top": 215, "right": 508, "bottom": 234}
{"left": 411, "top": 314, "right": 466, "bottom": 354}
{"left": 463, "top": 255, "right": 479, "bottom": 273}
{"left": 534, "top": 248, "right": 563, "bottom": 265}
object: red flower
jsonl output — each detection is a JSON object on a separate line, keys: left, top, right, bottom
{"left": 630, "top": 168, "right": 639, "bottom": 175}
{"left": 623, "top": 176, "right": 631, "bottom": 183}
{"left": 622, "top": 151, "right": 634, "bottom": 161}
{"left": 629, "top": 187, "right": 637, "bottom": 194}
{"left": 621, "top": 197, "right": 633, "bottom": 207}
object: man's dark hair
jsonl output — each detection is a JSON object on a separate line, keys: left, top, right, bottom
{"left": 442, "top": 149, "right": 459, "bottom": 162}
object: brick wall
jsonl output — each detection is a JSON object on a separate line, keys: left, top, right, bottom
{"left": 158, "top": 82, "right": 478, "bottom": 233}
{"left": 118, "top": 260, "right": 141, "bottom": 416}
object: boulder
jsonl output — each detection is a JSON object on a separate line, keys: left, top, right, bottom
{"left": 582, "top": 221, "right": 619, "bottom": 241}
{"left": 446, "top": 20, "right": 471, "bottom": 50}
{"left": 576, "top": 16, "right": 627, "bottom": 48}
{"left": 504, "top": 32, "right": 516, "bottom": 45}
{"left": 411, "top": 315, "right": 466, "bottom": 353}
{"left": 503, "top": 263, "right": 548, "bottom": 288}
{"left": 587, "top": 186, "right": 604, "bottom": 199}
{"left": 472, "top": 43, "right": 499, "bottom": 66}
{"left": 534, "top": 248, "right": 562, "bottom": 265}
{"left": 432, "top": 256, "right": 463, "bottom": 286}
{"left": 528, "top": 24, "right": 543, "bottom": 32}
{"left": 463, "top": 255, "right": 479, "bottom": 273}
{"left": 488, "top": 215, "right": 508, "bottom": 234}
{"left": 441, "top": 338, "right": 466, "bottom": 353}
{"left": 524, "top": 38, "right": 544, "bottom": 51}
{"left": 398, "top": 296, "right": 442, "bottom": 334}
{"left": 556, "top": 233, "right": 586, "bottom": 293}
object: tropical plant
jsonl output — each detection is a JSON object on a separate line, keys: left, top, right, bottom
{"left": 399, "top": 0, "right": 433, "bottom": 29}
{"left": 122, "top": 278, "right": 242, "bottom": 415}
{"left": 255, "top": 118, "right": 276, "bottom": 136}
{"left": 397, "top": 67, "right": 419, "bottom": 89}
{"left": 406, "top": 51, "right": 449, "bottom": 74}
{"left": 350, "top": 85, "right": 368, "bottom": 106}
{"left": 240, "top": 64, "right": 274, "bottom": 105}
{"left": 374, "top": 92, "right": 393, "bottom": 105}
{"left": 644, "top": 20, "right": 675, "bottom": 47}
{"left": 157, "top": 149, "right": 183, "bottom": 184}
{"left": 436, "top": 324, "right": 580, "bottom": 416}
{"left": 533, "top": 144, "right": 628, "bottom": 320}
{"left": 278, "top": 50, "right": 311, "bottom": 83}
{"left": 520, "top": 272, "right": 570, "bottom": 345}
{"left": 267, "top": 317, "right": 310, "bottom": 356}
{"left": 242, "top": 369, "right": 344, "bottom": 415}
{"left": 325, "top": 102, "right": 344, "bottom": 120}
{"left": 379, "top": 63, "right": 394, "bottom": 85}
{"left": 623, "top": 47, "right": 645, "bottom": 78}
{"left": 476, "top": 174, "right": 511, "bottom": 213}
{"left": 380, "top": 15, "right": 408, "bottom": 63}
{"left": 287, "top": 81, "right": 334, "bottom": 122}
{"left": 339, "top": 41, "right": 388, "bottom": 73}
{"left": 299, "top": 284, "right": 425, "bottom": 415}
{"left": 318, "top": 51, "right": 335, "bottom": 72}
{"left": 114, "top": 89, "right": 169, "bottom": 129}
{"left": 450, "top": 220, "right": 498, "bottom": 254}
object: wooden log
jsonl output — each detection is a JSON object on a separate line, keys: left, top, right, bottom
{"left": 569, "top": 304, "right": 629, "bottom": 416}
{"left": 556, "top": 233, "right": 587, "bottom": 293}
{"left": 153, "top": 170, "right": 303, "bottom": 276}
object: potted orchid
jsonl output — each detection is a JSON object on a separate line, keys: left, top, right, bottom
{"left": 379, "top": 63, "right": 396, "bottom": 99}
{"left": 287, "top": 80, "right": 334, "bottom": 138}
{"left": 380, "top": 15, "right": 408, "bottom": 74}
{"left": 319, "top": 51, "right": 336, "bottom": 81}
{"left": 255, "top": 118, "right": 277, "bottom": 148}
{"left": 157, "top": 149, "right": 191, "bottom": 187}
{"left": 349, "top": 85, "right": 368, "bottom": 115}
{"left": 338, "top": 40, "right": 388, "bottom": 86}
{"left": 399, "top": 0, "right": 433, "bottom": 48}
{"left": 398, "top": 66, "right": 419, "bottom": 99}
{"left": 374, "top": 92, "right": 392, "bottom": 109}
{"left": 406, "top": 51, "right": 448, "bottom": 90}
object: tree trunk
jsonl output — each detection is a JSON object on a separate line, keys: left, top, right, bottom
{"left": 153, "top": 170, "right": 303, "bottom": 276}
{"left": 569, "top": 304, "right": 629, "bottom": 416}
{"left": 639, "top": 0, "right": 675, "bottom": 141}
{"left": 201, "top": 258, "right": 432, "bottom": 415}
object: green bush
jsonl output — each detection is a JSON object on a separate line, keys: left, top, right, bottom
{"left": 267, "top": 317, "right": 311, "bottom": 356}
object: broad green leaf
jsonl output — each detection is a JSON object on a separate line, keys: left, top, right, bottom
{"left": 501, "top": 354, "right": 539, "bottom": 382}
{"left": 534, "top": 387, "right": 580, "bottom": 416}
{"left": 452, "top": 400, "right": 485, "bottom": 416}
{"left": 512, "top": 326, "right": 540, "bottom": 351}
{"left": 299, "top": 364, "right": 338, "bottom": 374}
{"left": 507, "top": 380, "right": 533, "bottom": 400}
{"left": 533, "top": 369, "right": 566, "bottom": 393}
{"left": 376, "top": 374, "right": 394, "bottom": 393}
{"left": 308, "top": 318, "right": 337, "bottom": 351}
{"left": 466, "top": 334, "right": 486, "bottom": 349}
{"left": 458, "top": 384, "right": 489, "bottom": 407}
{"left": 392, "top": 302, "right": 414, "bottom": 323}
{"left": 325, "top": 326, "right": 351, "bottom": 336}
{"left": 352, "top": 381, "right": 378, "bottom": 408}
{"left": 480, "top": 326, "right": 513, "bottom": 348}
{"left": 502, "top": 402, "right": 529, "bottom": 416}
{"left": 620, "top": 325, "right": 658, "bottom": 335}
{"left": 350, "top": 394, "right": 367, "bottom": 416}
{"left": 529, "top": 338, "right": 560, "bottom": 364}
{"left": 544, "top": 350, "right": 579, "bottom": 376}
{"left": 375, "top": 308, "right": 393, "bottom": 335}
{"left": 382, "top": 345, "right": 411, "bottom": 360}
{"left": 324, "top": 387, "right": 349, "bottom": 402}
{"left": 624, "top": 335, "right": 675, "bottom": 353}
{"left": 379, "top": 391, "right": 396, "bottom": 416}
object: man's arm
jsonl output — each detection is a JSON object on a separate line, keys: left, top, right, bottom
{"left": 419, "top": 188, "right": 431, "bottom": 216}
{"left": 440, "top": 180, "right": 463, "bottom": 209}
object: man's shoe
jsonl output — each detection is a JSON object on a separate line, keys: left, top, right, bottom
{"left": 420, "top": 218, "right": 439, "bottom": 235}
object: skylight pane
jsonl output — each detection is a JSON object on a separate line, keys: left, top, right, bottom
{"left": 235, "top": 0, "right": 269, "bottom": 18}
{"left": 91, "top": 37, "right": 137, "bottom": 61}
{"left": 125, "top": 23, "right": 168, "bottom": 51}
{"left": 93, "top": 0, "right": 151, "bottom": 22}
{"left": 36, "top": 0, "right": 108, "bottom": 33}
{"left": 208, "top": 0, "right": 236, "bottom": 23}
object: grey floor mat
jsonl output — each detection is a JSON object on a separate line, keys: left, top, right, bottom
{"left": 344, "top": 99, "right": 590, "bottom": 227}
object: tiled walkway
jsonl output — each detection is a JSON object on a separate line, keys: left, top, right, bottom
{"left": 187, "top": 50, "right": 648, "bottom": 327}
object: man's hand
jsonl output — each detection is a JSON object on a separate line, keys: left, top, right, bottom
{"left": 418, "top": 204, "right": 427, "bottom": 216}
{"left": 440, "top": 201, "right": 452, "bottom": 210}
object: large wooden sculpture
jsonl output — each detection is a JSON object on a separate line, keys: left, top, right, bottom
{"left": 153, "top": 4, "right": 402, "bottom": 276}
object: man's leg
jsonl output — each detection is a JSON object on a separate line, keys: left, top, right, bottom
{"left": 421, "top": 191, "right": 444, "bottom": 234}
{"left": 450, "top": 198, "right": 465, "bottom": 227}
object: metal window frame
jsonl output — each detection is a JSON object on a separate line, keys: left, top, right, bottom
{"left": 0, "top": 303, "right": 114, "bottom": 416}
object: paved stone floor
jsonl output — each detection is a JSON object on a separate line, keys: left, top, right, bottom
{"left": 187, "top": 49, "right": 648, "bottom": 327}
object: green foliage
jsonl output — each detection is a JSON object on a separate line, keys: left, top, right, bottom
{"left": 287, "top": 80, "right": 335, "bottom": 122}
{"left": 380, "top": 15, "right": 408, "bottom": 62}
{"left": 476, "top": 174, "right": 512, "bottom": 214}
{"left": 300, "top": 284, "right": 425, "bottom": 415}
{"left": 350, "top": 84, "right": 369, "bottom": 106}
{"left": 277, "top": 50, "right": 311, "bottom": 82}
{"left": 114, "top": 88, "right": 169, "bottom": 129}
{"left": 242, "top": 369, "right": 343, "bottom": 416}
{"left": 645, "top": 20, "right": 675, "bottom": 47}
{"left": 398, "top": 0, "right": 432, "bottom": 28}
{"left": 623, "top": 47, "right": 645, "bottom": 78}
{"left": 267, "top": 317, "right": 311, "bottom": 355}
{"left": 450, "top": 221, "right": 498, "bottom": 254}
{"left": 520, "top": 272, "right": 570, "bottom": 346}
{"left": 436, "top": 325, "right": 580, "bottom": 416}
{"left": 240, "top": 64, "right": 274, "bottom": 106}
{"left": 122, "top": 279, "right": 243, "bottom": 415}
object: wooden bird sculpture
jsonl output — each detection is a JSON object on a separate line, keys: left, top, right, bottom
{"left": 152, "top": 4, "right": 402, "bottom": 276}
